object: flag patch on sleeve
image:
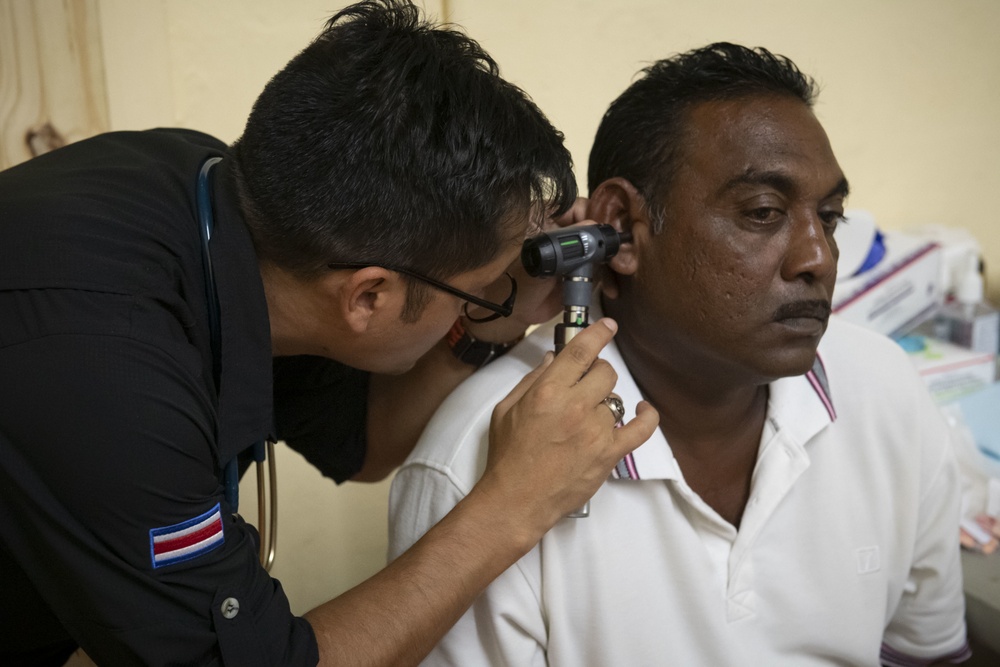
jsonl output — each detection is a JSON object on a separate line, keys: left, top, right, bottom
{"left": 149, "top": 503, "right": 224, "bottom": 568}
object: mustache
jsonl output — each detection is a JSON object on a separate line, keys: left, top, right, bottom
{"left": 773, "top": 299, "right": 832, "bottom": 321}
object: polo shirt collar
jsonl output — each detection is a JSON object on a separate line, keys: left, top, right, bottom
{"left": 605, "top": 313, "right": 837, "bottom": 482}
{"left": 208, "top": 158, "right": 276, "bottom": 465}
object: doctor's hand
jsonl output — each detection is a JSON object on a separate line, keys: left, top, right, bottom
{"left": 464, "top": 197, "right": 592, "bottom": 344}
{"left": 473, "top": 318, "right": 659, "bottom": 542}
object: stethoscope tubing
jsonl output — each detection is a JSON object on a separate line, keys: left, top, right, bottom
{"left": 197, "top": 157, "right": 276, "bottom": 569}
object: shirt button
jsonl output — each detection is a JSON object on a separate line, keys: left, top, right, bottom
{"left": 220, "top": 597, "right": 240, "bottom": 619}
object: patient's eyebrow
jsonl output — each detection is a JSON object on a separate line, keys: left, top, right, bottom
{"left": 720, "top": 169, "right": 796, "bottom": 194}
{"left": 718, "top": 169, "right": 850, "bottom": 200}
{"left": 824, "top": 177, "right": 850, "bottom": 200}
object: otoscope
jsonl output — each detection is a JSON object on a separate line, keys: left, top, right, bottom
{"left": 521, "top": 223, "right": 631, "bottom": 518}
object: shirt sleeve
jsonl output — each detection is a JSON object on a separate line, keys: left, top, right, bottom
{"left": 881, "top": 384, "right": 970, "bottom": 666}
{"left": 273, "top": 355, "right": 370, "bottom": 483}
{"left": 0, "top": 289, "right": 318, "bottom": 666}
{"left": 389, "top": 459, "right": 548, "bottom": 667}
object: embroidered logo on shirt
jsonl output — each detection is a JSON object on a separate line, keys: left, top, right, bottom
{"left": 856, "top": 546, "right": 881, "bottom": 574}
{"left": 149, "top": 503, "right": 224, "bottom": 569}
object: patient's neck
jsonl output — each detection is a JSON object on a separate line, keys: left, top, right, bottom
{"left": 614, "top": 327, "right": 769, "bottom": 529}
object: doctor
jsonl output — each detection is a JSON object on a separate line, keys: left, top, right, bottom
{"left": 0, "top": 1, "right": 657, "bottom": 665}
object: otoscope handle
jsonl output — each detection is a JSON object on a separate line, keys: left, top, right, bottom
{"left": 523, "top": 226, "right": 636, "bottom": 521}
{"left": 554, "top": 320, "right": 587, "bottom": 354}
{"left": 555, "top": 312, "right": 591, "bottom": 519}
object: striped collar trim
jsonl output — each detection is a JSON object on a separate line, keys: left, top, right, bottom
{"left": 805, "top": 354, "right": 836, "bottom": 421}
{"left": 614, "top": 354, "right": 836, "bottom": 482}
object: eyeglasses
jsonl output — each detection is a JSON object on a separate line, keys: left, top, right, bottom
{"left": 327, "top": 263, "right": 516, "bottom": 323}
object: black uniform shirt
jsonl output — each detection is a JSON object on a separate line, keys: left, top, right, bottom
{"left": 0, "top": 129, "right": 369, "bottom": 666}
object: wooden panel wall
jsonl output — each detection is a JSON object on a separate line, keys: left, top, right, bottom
{"left": 0, "top": 0, "right": 109, "bottom": 170}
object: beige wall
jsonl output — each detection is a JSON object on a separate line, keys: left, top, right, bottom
{"left": 91, "top": 0, "right": 1000, "bottom": 614}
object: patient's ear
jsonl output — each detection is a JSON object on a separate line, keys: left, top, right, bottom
{"left": 587, "top": 178, "right": 649, "bottom": 297}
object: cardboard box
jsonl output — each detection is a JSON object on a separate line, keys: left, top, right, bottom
{"left": 832, "top": 233, "right": 943, "bottom": 337}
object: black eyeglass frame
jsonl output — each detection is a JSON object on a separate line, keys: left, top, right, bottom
{"left": 327, "top": 263, "right": 516, "bottom": 323}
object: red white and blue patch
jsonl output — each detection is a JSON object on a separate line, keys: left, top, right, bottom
{"left": 149, "top": 503, "right": 224, "bottom": 569}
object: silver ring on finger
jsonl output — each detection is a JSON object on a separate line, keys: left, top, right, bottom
{"left": 602, "top": 395, "right": 625, "bottom": 424}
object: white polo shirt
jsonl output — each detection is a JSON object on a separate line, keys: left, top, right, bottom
{"left": 389, "top": 315, "right": 969, "bottom": 667}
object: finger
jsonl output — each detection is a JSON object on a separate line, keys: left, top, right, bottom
{"left": 570, "top": 356, "right": 617, "bottom": 400}
{"left": 611, "top": 401, "right": 660, "bottom": 457}
{"left": 543, "top": 318, "right": 618, "bottom": 386}
{"left": 597, "top": 267, "right": 620, "bottom": 300}
{"left": 597, "top": 274, "right": 618, "bottom": 299}
{"left": 551, "top": 196, "right": 590, "bottom": 228}
{"left": 546, "top": 216, "right": 598, "bottom": 235}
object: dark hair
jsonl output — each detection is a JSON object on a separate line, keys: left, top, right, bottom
{"left": 232, "top": 0, "right": 575, "bottom": 305}
{"left": 587, "top": 42, "right": 818, "bottom": 231}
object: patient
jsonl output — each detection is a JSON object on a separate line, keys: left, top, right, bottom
{"left": 389, "top": 43, "right": 970, "bottom": 666}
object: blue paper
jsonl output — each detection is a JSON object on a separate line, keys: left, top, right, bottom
{"left": 953, "top": 381, "right": 1000, "bottom": 463}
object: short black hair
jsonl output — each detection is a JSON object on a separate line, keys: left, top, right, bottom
{"left": 232, "top": 0, "right": 574, "bottom": 291}
{"left": 587, "top": 42, "right": 818, "bottom": 231}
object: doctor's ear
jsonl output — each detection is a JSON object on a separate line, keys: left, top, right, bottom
{"left": 587, "top": 177, "right": 650, "bottom": 280}
{"left": 328, "top": 266, "right": 403, "bottom": 334}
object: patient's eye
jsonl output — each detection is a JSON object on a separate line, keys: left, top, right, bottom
{"left": 746, "top": 207, "right": 784, "bottom": 225}
{"left": 820, "top": 210, "right": 846, "bottom": 232}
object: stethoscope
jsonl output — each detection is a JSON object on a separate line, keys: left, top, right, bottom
{"left": 197, "top": 156, "right": 277, "bottom": 571}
